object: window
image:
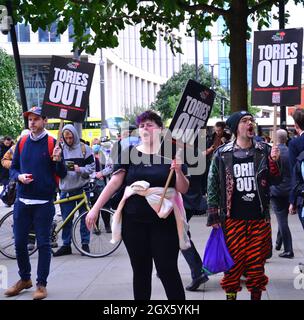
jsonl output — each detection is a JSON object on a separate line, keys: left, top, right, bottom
{"left": 218, "top": 41, "right": 230, "bottom": 90}
{"left": 38, "top": 22, "right": 60, "bottom": 42}
{"left": 21, "top": 59, "right": 51, "bottom": 107}
{"left": 68, "top": 21, "right": 90, "bottom": 42}
{"left": 7, "top": 23, "right": 30, "bottom": 42}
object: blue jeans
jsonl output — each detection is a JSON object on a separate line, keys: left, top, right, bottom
{"left": 59, "top": 188, "right": 90, "bottom": 246}
{"left": 271, "top": 196, "right": 293, "bottom": 253}
{"left": 13, "top": 199, "right": 55, "bottom": 286}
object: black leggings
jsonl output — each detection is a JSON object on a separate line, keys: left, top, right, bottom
{"left": 122, "top": 214, "right": 185, "bottom": 300}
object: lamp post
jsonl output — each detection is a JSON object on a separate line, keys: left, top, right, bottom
{"left": 1, "top": 1, "right": 28, "bottom": 128}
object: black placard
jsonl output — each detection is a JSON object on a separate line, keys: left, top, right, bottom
{"left": 161, "top": 79, "right": 215, "bottom": 161}
{"left": 251, "top": 28, "right": 303, "bottom": 106}
{"left": 42, "top": 56, "right": 95, "bottom": 122}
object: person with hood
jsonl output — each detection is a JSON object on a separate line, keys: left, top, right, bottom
{"left": 53, "top": 124, "right": 95, "bottom": 257}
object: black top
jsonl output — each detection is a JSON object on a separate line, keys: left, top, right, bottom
{"left": 114, "top": 147, "right": 187, "bottom": 223}
{"left": 230, "top": 155, "right": 262, "bottom": 220}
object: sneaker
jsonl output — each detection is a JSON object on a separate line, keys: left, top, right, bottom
{"left": 33, "top": 285, "right": 47, "bottom": 300}
{"left": 4, "top": 279, "right": 32, "bottom": 297}
{"left": 185, "top": 274, "right": 209, "bottom": 291}
{"left": 53, "top": 245, "right": 72, "bottom": 257}
{"left": 226, "top": 292, "right": 237, "bottom": 300}
{"left": 50, "top": 241, "right": 58, "bottom": 248}
{"left": 27, "top": 243, "right": 35, "bottom": 251}
{"left": 81, "top": 244, "right": 90, "bottom": 255}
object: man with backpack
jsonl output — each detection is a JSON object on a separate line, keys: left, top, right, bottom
{"left": 4, "top": 106, "right": 66, "bottom": 300}
{"left": 53, "top": 124, "right": 95, "bottom": 257}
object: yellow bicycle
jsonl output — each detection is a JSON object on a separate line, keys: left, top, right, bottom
{"left": 0, "top": 187, "right": 121, "bottom": 259}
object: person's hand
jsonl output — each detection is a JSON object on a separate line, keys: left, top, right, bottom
{"left": 212, "top": 223, "right": 221, "bottom": 229}
{"left": 18, "top": 173, "right": 34, "bottom": 184}
{"left": 74, "top": 164, "right": 81, "bottom": 173}
{"left": 96, "top": 171, "right": 104, "bottom": 180}
{"left": 52, "top": 146, "right": 62, "bottom": 162}
{"left": 170, "top": 149, "right": 183, "bottom": 173}
{"left": 85, "top": 208, "right": 99, "bottom": 230}
{"left": 270, "top": 145, "right": 280, "bottom": 161}
{"left": 289, "top": 203, "right": 296, "bottom": 215}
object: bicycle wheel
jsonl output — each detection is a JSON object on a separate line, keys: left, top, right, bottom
{"left": 72, "top": 208, "right": 122, "bottom": 258}
{"left": 0, "top": 211, "right": 38, "bottom": 259}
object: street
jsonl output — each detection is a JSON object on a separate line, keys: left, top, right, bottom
{"left": 0, "top": 201, "right": 304, "bottom": 300}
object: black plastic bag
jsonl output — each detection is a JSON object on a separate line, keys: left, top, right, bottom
{"left": 0, "top": 180, "right": 17, "bottom": 206}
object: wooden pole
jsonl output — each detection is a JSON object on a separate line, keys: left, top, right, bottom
{"left": 53, "top": 119, "right": 64, "bottom": 161}
{"left": 157, "top": 148, "right": 182, "bottom": 213}
{"left": 273, "top": 105, "right": 277, "bottom": 146}
{"left": 157, "top": 169, "right": 174, "bottom": 213}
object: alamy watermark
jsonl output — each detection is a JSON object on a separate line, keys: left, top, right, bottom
{"left": 0, "top": 265, "right": 8, "bottom": 290}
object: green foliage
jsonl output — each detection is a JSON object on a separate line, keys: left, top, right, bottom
{"left": 1, "top": 0, "right": 303, "bottom": 111}
{"left": 123, "top": 105, "right": 149, "bottom": 124}
{"left": 152, "top": 63, "right": 229, "bottom": 120}
{"left": 0, "top": 49, "right": 24, "bottom": 138}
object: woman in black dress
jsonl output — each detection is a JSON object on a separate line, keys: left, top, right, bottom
{"left": 86, "top": 110, "right": 189, "bottom": 300}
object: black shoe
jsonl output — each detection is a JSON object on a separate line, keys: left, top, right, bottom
{"left": 275, "top": 243, "right": 282, "bottom": 251}
{"left": 105, "top": 225, "right": 112, "bottom": 233}
{"left": 53, "top": 245, "right": 72, "bottom": 257}
{"left": 81, "top": 244, "right": 90, "bottom": 255}
{"left": 279, "top": 251, "right": 294, "bottom": 259}
{"left": 185, "top": 274, "right": 209, "bottom": 291}
{"left": 251, "top": 290, "right": 262, "bottom": 300}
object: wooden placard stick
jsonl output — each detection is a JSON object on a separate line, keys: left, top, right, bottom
{"left": 272, "top": 105, "right": 277, "bottom": 146}
{"left": 53, "top": 119, "right": 64, "bottom": 161}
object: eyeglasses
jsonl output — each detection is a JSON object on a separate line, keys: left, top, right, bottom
{"left": 239, "top": 117, "right": 256, "bottom": 125}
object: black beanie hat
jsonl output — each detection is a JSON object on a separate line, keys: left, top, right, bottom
{"left": 226, "top": 111, "right": 253, "bottom": 136}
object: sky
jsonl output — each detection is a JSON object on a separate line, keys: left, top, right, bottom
{"left": 272, "top": 1, "right": 304, "bottom": 29}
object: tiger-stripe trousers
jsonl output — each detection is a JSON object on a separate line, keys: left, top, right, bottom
{"left": 221, "top": 218, "right": 270, "bottom": 293}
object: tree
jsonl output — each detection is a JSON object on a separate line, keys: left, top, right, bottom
{"left": 152, "top": 63, "right": 228, "bottom": 120}
{"left": 0, "top": 48, "right": 23, "bottom": 138}
{"left": 2, "top": 0, "right": 303, "bottom": 112}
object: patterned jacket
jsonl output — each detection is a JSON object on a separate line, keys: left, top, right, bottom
{"left": 207, "top": 140, "right": 281, "bottom": 226}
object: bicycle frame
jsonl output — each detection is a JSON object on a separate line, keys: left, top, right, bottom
{"left": 53, "top": 191, "right": 91, "bottom": 235}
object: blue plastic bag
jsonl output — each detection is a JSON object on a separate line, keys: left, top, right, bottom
{"left": 202, "top": 227, "right": 234, "bottom": 275}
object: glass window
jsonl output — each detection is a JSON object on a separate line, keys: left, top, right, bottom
{"left": 21, "top": 59, "right": 51, "bottom": 107}
{"left": 203, "top": 40, "right": 209, "bottom": 66}
{"left": 218, "top": 41, "right": 230, "bottom": 90}
{"left": 38, "top": 22, "right": 60, "bottom": 42}
{"left": 247, "top": 41, "right": 253, "bottom": 88}
{"left": 7, "top": 23, "right": 30, "bottom": 42}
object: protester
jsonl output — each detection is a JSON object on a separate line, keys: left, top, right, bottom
{"left": 207, "top": 111, "right": 281, "bottom": 300}
{"left": 181, "top": 153, "right": 209, "bottom": 291}
{"left": 0, "top": 136, "right": 14, "bottom": 189}
{"left": 4, "top": 106, "right": 66, "bottom": 300}
{"left": 270, "top": 129, "right": 293, "bottom": 258}
{"left": 289, "top": 108, "right": 304, "bottom": 230}
{"left": 53, "top": 124, "right": 95, "bottom": 257}
{"left": 86, "top": 110, "right": 189, "bottom": 300}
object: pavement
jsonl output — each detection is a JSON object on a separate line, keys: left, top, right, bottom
{"left": 0, "top": 200, "right": 304, "bottom": 301}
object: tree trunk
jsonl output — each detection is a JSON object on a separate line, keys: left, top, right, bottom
{"left": 227, "top": 1, "right": 249, "bottom": 113}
